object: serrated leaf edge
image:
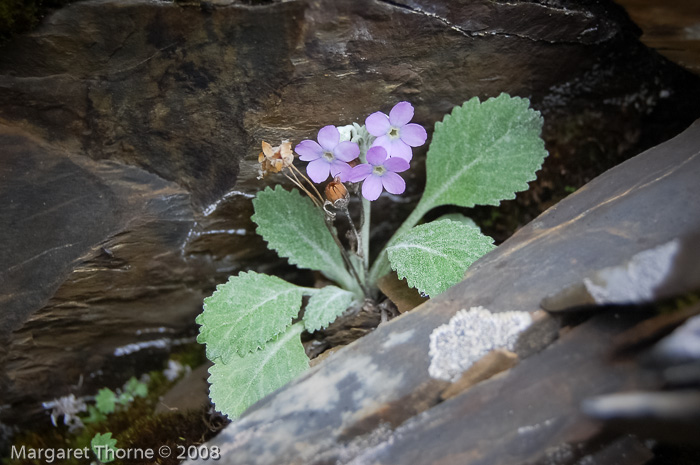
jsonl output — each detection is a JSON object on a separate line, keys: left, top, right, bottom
{"left": 251, "top": 186, "right": 355, "bottom": 290}
{"left": 208, "top": 322, "right": 307, "bottom": 418}
{"left": 425, "top": 94, "right": 545, "bottom": 209}
{"left": 387, "top": 220, "right": 495, "bottom": 297}
{"left": 303, "top": 286, "right": 356, "bottom": 333}
{"left": 197, "top": 271, "right": 315, "bottom": 361}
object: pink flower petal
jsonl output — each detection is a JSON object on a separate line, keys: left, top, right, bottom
{"left": 295, "top": 140, "right": 323, "bottom": 161}
{"left": 348, "top": 164, "right": 373, "bottom": 183}
{"left": 389, "top": 139, "right": 413, "bottom": 161}
{"left": 400, "top": 123, "right": 427, "bottom": 147}
{"left": 362, "top": 175, "right": 383, "bottom": 201}
{"left": 366, "top": 146, "right": 388, "bottom": 165}
{"left": 330, "top": 161, "right": 352, "bottom": 182}
{"left": 389, "top": 101, "right": 414, "bottom": 127}
{"left": 334, "top": 141, "right": 360, "bottom": 162}
{"left": 365, "top": 111, "right": 391, "bottom": 137}
{"left": 370, "top": 136, "right": 392, "bottom": 158}
{"left": 317, "top": 125, "right": 340, "bottom": 151}
{"left": 384, "top": 156, "right": 410, "bottom": 173}
{"left": 382, "top": 172, "right": 406, "bottom": 195}
{"left": 306, "top": 158, "right": 331, "bottom": 183}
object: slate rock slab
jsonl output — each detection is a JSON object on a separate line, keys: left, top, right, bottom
{"left": 186, "top": 120, "right": 700, "bottom": 464}
{"left": 0, "top": 124, "right": 210, "bottom": 426}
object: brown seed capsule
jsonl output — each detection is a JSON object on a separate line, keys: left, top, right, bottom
{"left": 325, "top": 176, "right": 348, "bottom": 203}
{"left": 258, "top": 140, "right": 294, "bottom": 178}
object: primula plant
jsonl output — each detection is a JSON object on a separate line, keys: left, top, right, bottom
{"left": 196, "top": 93, "right": 548, "bottom": 418}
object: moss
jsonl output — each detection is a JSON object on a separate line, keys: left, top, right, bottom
{"left": 3, "top": 355, "right": 226, "bottom": 465}
{"left": 169, "top": 342, "right": 207, "bottom": 369}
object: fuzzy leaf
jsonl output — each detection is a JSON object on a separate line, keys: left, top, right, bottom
{"left": 94, "top": 388, "right": 116, "bottom": 414}
{"left": 387, "top": 219, "right": 496, "bottom": 297}
{"left": 91, "top": 432, "right": 118, "bottom": 463}
{"left": 303, "top": 286, "right": 355, "bottom": 332}
{"left": 422, "top": 93, "right": 547, "bottom": 211}
{"left": 252, "top": 186, "right": 355, "bottom": 290}
{"left": 208, "top": 323, "right": 308, "bottom": 419}
{"left": 196, "top": 271, "right": 308, "bottom": 362}
{"left": 436, "top": 213, "right": 478, "bottom": 229}
{"left": 369, "top": 94, "right": 546, "bottom": 284}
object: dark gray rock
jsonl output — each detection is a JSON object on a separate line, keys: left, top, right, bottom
{"left": 0, "top": 124, "right": 208, "bottom": 424}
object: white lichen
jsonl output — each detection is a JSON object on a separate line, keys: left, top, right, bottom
{"left": 584, "top": 239, "right": 679, "bottom": 304}
{"left": 42, "top": 394, "right": 87, "bottom": 432}
{"left": 163, "top": 359, "right": 190, "bottom": 381}
{"left": 428, "top": 306, "right": 532, "bottom": 381}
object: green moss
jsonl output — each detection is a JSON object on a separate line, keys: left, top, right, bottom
{"left": 4, "top": 354, "right": 225, "bottom": 465}
{"left": 169, "top": 342, "right": 207, "bottom": 369}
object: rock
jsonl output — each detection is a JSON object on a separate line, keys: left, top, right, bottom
{"left": 185, "top": 120, "right": 700, "bottom": 464}
{"left": 617, "top": 0, "right": 700, "bottom": 74}
{"left": 0, "top": 124, "right": 209, "bottom": 427}
{"left": 2, "top": 0, "right": 700, "bottom": 439}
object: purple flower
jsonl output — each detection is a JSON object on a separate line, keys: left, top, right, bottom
{"left": 349, "top": 146, "right": 410, "bottom": 201}
{"left": 295, "top": 125, "right": 360, "bottom": 183}
{"left": 365, "top": 101, "right": 427, "bottom": 161}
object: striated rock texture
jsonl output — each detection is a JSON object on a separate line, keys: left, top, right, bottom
{"left": 1, "top": 0, "right": 700, "bottom": 435}
{"left": 184, "top": 120, "right": 700, "bottom": 465}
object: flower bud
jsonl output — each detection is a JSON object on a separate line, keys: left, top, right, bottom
{"left": 325, "top": 176, "right": 348, "bottom": 203}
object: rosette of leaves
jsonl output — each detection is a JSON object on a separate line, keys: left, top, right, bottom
{"left": 197, "top": 93, "right": 547, "bottom": 419}
{"left": 196, "top": 190, "right": 359, "bottom": 418}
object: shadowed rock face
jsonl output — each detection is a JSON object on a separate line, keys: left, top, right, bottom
{"left": 1, "top": 0, "right": 700, "bottom": 434}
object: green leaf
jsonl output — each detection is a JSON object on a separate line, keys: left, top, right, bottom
{"left": 252, "top": 186, "right": 356, "bottom": 291}
{"left": 94, "top": 388, "right": 116, "bottom": 415}
{"left": 197, "top": 271, "right": 308, "bottom": 362}
{"left": 369, "top": 94, "right": 546, "bottom": 284}
{"left": 124, "top": 376, "right": 148, "bottom": 398}
{"left": 91, "top": 432, "right": 118, "bottom": 463}
{"left": 421, "top": 93, "right": 547, "bottom": 210}
{"left": 303, "top": 286, "right": 355, "bottom": 332}
{"left": 82, "top": 405, "right": 107, "bottom": 424}
{"left": 208, "top": 323, "right": 308, "bottom": 419}
{"left": 436, "top": 213, "right": 478, "bottom": 229}
{"left": 387, "top": 219, "right": 496, "bottom": 297}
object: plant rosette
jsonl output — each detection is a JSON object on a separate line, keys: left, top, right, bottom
{"left": 196, "top": 94, "right": 548, "bottom": 418}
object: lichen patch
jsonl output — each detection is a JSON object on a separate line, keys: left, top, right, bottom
{"left": 428, "top": 307, "right": 532, "bottom": 381}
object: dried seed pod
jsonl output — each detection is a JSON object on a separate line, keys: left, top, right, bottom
{"left": 325, "top": 176, "right": 348, "bottom": 204}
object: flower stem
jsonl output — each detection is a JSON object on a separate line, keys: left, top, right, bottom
{"left": 290, "top": 164, "right": 325, "bottom": 205}
{"left": 361, "top": 196, "right": 371, "bottom": 275}
{"left": 323, "top": 218, "right": 368, "bottom": 298}
{"left": 284, "top": 172, "right": 322, "bottom": 208}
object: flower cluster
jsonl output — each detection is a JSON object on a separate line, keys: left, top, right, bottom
{"left": 291, "top": 102, "right": 427, "bottom": 201}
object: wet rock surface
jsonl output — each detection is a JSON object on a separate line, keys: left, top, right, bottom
{"left": 2, "top": 0, "right": 700, "bottom": 442}
{"left": 186, "top": 121, "right": 700, "bottom": 464}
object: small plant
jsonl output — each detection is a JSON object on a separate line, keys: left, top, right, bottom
{"left": 82, "top": 376, "right": 149, "bottom": 425}
{"left": 197, "top": 94, "right": 548, "bottom": 418}
{"left": 91, "top": 432, "right": 118, "bottom": 463}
